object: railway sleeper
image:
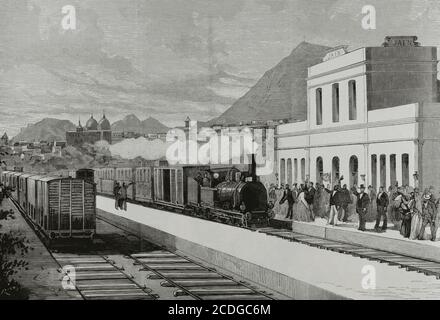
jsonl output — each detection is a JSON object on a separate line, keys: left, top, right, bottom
{"left": 140, "top": 265, "right": 206, "bottom": 271}
{"left": 73, "top": 272, "right": 131, "bottom": 281}
{"left": 60, "top": 259, "right": 109, "bottom": 264}
{"left": 71, "top": 265, "right": 119, "bottom": 272}
{"left": 84, "top": 293, "right": 156, "bottom": 300}
{"left": 173, "top": 288, "right": 258, "bottom": 297}
{"left": 76, "top": 283, "right": 140, "bottom": 290}
{"left": 161, "top": 279, "right": 239, "bottom": 287}
{"left": 82, "top": 289, "right": 147, "bottom": 296}
{"left": 148, "top": 273, "right": 224, "bottom": 280}
{"left": 132, "top": 253, "right": 175, "bottom": 258}
{"left": 137, "top": 258, "right": 190, "bottom": 264}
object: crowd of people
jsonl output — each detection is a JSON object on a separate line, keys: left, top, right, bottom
{"left": 268, "top": 178, "right": 439, "bottom": 241}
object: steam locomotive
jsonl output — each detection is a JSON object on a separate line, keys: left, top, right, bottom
{"left": 93, "top": 161, "right": 272, "bottom": 228}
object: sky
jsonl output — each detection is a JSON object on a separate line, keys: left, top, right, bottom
{"left": 1, "top": 0, "right": 440, "bottom": 136}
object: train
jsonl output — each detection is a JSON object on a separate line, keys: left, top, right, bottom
{"left": 92, "top": 161, "right": 272, "bottom": 228}
{"left": 0, "top": 169, "right": 96, "bottom": 241}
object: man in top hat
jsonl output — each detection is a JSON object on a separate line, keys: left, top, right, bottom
{"left": 326, "top": 184, "right": 342, "bottom": 226}
{"left": 419, "top": 191, "right": 438, "bottom": 241}
{"left": 354, "top": 184, "right": 370, "bottom": 231}
{"left": 280, "top": 184, "right": 296, "bottom": 220}
{"left": 375, "top": 186, "right": 389, "bottom": 232}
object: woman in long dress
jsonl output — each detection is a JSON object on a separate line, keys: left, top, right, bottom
{"left": 409, "top": 191, "right": 424, "bottom": 240}
{"left": 313, "top": 183, "right": 326, "bottom": 218}
{"left": 273, "top": 185, "right": 285, "bottom": 218}
{"left": 388, "top": 186, "right": 401, "bottom": 229}
{"left": 294, "top": 186, "right": 313, "bottom": 222}
{"left": 395, "top": 191, "right": 411, "bottom": 238}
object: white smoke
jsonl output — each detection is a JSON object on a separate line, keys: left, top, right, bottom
{"left": 109, "top": 137, "right": 171, "bottom": 160}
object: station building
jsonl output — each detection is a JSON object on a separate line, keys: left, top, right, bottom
{"left": 276, "top": 36, "right": 440, "bottom": 191}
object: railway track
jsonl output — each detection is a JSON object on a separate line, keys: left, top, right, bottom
{"left": 258, "top": 228, "right": 440, "bottom": 279}
{"left": 53, "top": 254, "right": 158, "bottom": 300}
{"left": 130, "top": 251, "right": 275, "bottom": 300}
{"left": 7, "top": 196, "right": 159, "bottom": 300}
{"left": 97, "top": 214, "right": 276, "bottom": 300}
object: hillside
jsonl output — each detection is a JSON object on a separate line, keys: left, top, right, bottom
{"left": 13, "top": 118, "right": 76, "bottom": 142}
{"left": 111, "top": 114, "right": 169, "bottom": 134}
{"left": 209, "top": 42, "right": 331, "bottom": 126}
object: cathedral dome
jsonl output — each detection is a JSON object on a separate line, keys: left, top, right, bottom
{"left": 98, "top": 114, "right": 111, "bottom": 131}
{"left": 85, "top": 115, "right": 98, "bottom": 131}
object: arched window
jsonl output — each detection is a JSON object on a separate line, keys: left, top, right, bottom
{"left": 316, "top": 88, "right": 323, "bottom": 125}
{"left": 280, "top": 159, "right": 286, "bottom": 185}
{"left": 371, "top": 155, "right": 378, "bottom": 189}
{"left": 348, "top": 80, "right": 357, "bottom": 120}
{"left": 332, "top": 83, "right": 340, "bottom": 123}
{"left": 301, "top": 158, "right": 306, "bottom": 182}
{"left": 294, "top": 159, "right": 298, "bottom": 183}
{"left": 316, "top": 157, "right": 323, "bottom": 183}
{"left": 402, "top": 154, "right": 409, "bottom": 186}
{"left": 390, "top": 154, "right": 397, "bottom": 186}
{"left": 332, "top": 157, "right": 340, "bottom": 185}
{"left": 380, "top": 155, "right": 387, "bottom": 188}
{"left": 287, "top": 159, "right": 292, "bottom": 186}
{"left": 349, "top": 156, "right": 359, "bottom": 187}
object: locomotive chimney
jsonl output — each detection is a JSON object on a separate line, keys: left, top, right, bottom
{"left": 250, "top": 154, "right": 257, "bottom": 182}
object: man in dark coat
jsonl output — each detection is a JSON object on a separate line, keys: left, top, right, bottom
{"left": 306, "top": 182, "right": 316, "bottom": 220}
{"left": 375, "top": 186, "right": 389, "bottom": 232}
{"left": 280, "top": 184, "right": 296, "bottom": 220}
{"left": 113, "top": 182, "right": 121, "bottom": 210}
{"left": 419, "top": 193, "right": 438, "bottom": 241}
{"left": 339, "top": 184, "right": 352, "bottom": 222}
{"left": 326, "top": 185, "right": 343, "bottom": 226}
{"left": 354, "top": 185, "right": 370, "bottom": 231}
{"left": 120, "top": 182, "right": 134, "bottom": 211}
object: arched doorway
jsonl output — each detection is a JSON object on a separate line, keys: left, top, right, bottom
{"left": 349, "top": 156, "right": 359, "bottom": 188}
{"left": 332, "top": 157, "right": 340, "bottom": 185}
{"left": 316, "top": 157, "right": 323, "bottom": 183}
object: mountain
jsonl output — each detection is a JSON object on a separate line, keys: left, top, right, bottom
{"left": 209, "top": 42, "right": 331, "bottom": 126}
{"left": 111, "top": 114, "right": 169, "bottom": 134}
{"left": 13, "top": 118, "right": 76, "bottom": 142}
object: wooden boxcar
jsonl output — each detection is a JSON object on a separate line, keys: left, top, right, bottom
{"left": 135, "top": 167, "right": 153, "bottom": 202}
{"left": 29, "top": 176, "right": 96, "bottom": 239}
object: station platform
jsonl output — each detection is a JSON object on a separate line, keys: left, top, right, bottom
{"left": 1, "top": 199, "right": 79, "bottom": 300}
{"left": 96, "top": 196, "right": 440, "bottom": 300}
{"left": 288, "top": 218, "right": 440, "bottom": 264}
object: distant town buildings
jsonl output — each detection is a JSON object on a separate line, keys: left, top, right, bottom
{"left": 0, "top": 133, "right": 8, "bottom": 146}
{"left": 66, "top": 113, "right": 112, "bottom": 147}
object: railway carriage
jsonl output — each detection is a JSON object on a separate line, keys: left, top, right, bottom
{"left": 95, "top": 167, "right": 115, "bottom": 195}
{"left": 28, "top": 175, "right": 96, "bottom": 239}
{"left": 18, "top": 173, "right": 35, "bottom": 210}
{"left": 135, "top": 167, "right": 153, "bottom": 202}
{"left": 2, "top": 170, "right": 96, "bottom": 241}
